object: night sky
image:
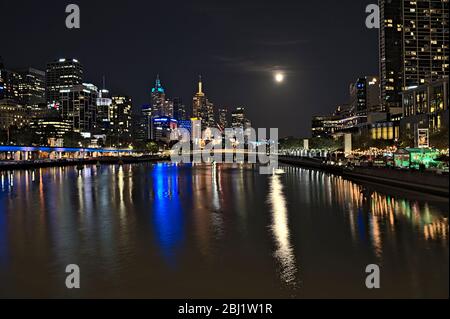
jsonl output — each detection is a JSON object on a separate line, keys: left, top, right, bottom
{"left": 1, "top": 0, "right": 379, "bottom": 137}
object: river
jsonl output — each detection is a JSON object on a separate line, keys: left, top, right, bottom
{"left": 0, "top": 163, "right": 448, "bottom": 298}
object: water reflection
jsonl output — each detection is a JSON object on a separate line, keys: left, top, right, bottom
{"left": 152, "top": 163, "right": 184, "bottom": 266}
{"left": 0, "top": 164, "right": 447, "bottom": 298}
{"left": 268, "top": 175, "right": 298, "bottom": 288}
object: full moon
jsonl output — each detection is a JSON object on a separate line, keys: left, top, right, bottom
{"left": 275, "top": 73, "right": 285, "bottom": 83}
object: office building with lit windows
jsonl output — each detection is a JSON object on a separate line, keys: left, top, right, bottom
{"left": 96, "top": 89, "right": 113, "bottom": 135}
{"left": 59, "top": 83, "right": 98, "bottom": 133}
{"left": 401, "top": 77, "right": 449, "bottom": 138}
{"left": 231, "top": 107, "right": 252, "bottom": 129}
{"left": 218, "top": 108, "right": 229, "bottom": 130}
{"left": 29, "top": 117, "right": 73, "bottom": 144}
{"left": 0, "top": 68, "right": 20, "bottom": 101}
{"left": 379, "top": 0, "right": 404, "bottom": 112}
{"left": 46, "top": 58, "right": 83, "bottom": 107}
{"left": 379, "top": 0, "right": 449, "bottom": 113}
{"left": 152, "top": 117, "right": 178, "bottom": 143}
{"left": 15, "top": 68, "right": 46, "bottom": 109}
{"left": 349, "top": 76, "right": 381, "bottom": 115}
{"left": 0, "top": 100, "right": 28, "bottom": 130}
{"left": 109, "top": 95, "right": 132, "bottom": 144}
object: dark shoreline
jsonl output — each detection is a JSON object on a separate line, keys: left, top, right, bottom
{"left": 0, "top": 156, "right": 166, "bottom": 171}
{"left": 279, "top": 156, "right": 449, "bottom": 198}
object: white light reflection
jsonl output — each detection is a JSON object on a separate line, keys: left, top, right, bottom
{"left": 268, "top": 175, "right": 298, "bottom": 288}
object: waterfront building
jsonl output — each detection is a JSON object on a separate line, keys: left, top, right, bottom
{"left": 59, "top": 83, "right": 98, "bottom": 134}
{"left": 311, "top": 114, "right": 344, "bottom": 138}
{"left": 401, "top": 77, "right": 449, "bottom": 138}
{"left": 29, "top": 117, "right": 73, "bottom": 144}
{"left": 152, "top": 117, "right": 178, "bottom": 144}
{"left": 379, "top": 0, "right": 449, "bottom": 113}
{"left": 109, "top": 95, "right": 132, "bottom": 145}
{"left": 0, "top": 99, "right": 28, "bottom": 130}
{"left": 46, "top": 58, "right": 83, "bottom": 108}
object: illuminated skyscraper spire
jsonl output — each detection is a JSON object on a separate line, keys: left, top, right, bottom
{"left": 198, "top": 75, "right": 204, "bottom": 96}
{"left": 152, "top": 74, "right": 165, "bottom": 94}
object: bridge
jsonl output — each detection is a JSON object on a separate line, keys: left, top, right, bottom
{"left": 0, "top": 146, "right": 138, "bottom": 161}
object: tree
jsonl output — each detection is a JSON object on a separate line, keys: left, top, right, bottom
{"left": 145, "top": 141, "right": 159, "bottom": 154}
{"left": 63, "top": 131, "right": 86, "bottom": 148}
{"left": 0, "top": 129, "right": 8, "bottom": 144}
{"left": 430, "top": 127, "right": 449, "bottom": 150}
{"left": 9, "top": 126, "right": 39, "bottom": 146}
{"left": 310, "top": 136, "right": 343, "bottom": 151}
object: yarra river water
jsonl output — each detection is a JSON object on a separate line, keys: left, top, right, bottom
{"left": 0, "top": 163, "right": 448, "bottom": 298}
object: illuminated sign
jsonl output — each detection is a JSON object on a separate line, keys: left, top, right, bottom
{"left": 417, "top": 129, "right": 429, "bottom": 149}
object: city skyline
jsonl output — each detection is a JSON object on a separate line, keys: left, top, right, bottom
{"left": 0, "top": 0, "right": 380, "bottom": 137}
{"left": 0, "top": 0, "right": 448, "bottom": 302}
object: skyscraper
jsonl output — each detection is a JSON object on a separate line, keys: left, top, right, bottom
{"left": 379, "top": 0, "right": 449, "bottom": 113}
{"left": 402, "top": 0, "right": 449, "bottom": 87}
{"left": 379, "top": 0, "right": 403, "bottom": 112}
{"left": 59, "top": 83, "right": 98, "bottom": 133}
{"left": 46, "top": 58, "right": 83, "bottom": 108}
{"left": 96, "top": 89, "right": 113, "bottom": 135}
{"left": 0, "top": 59, "right": 20, "bottom": 102}
{"left": 349, "top": 76, "right": 380, "bottom": 115}
{"left": 15, "top": 68, "right": 46, "bottom": 109}
{"left": 173, "top": 97, "right": 187, "bottom": 121}
{"left": 231, "top": 107, "right": 246, "bottom": 128}
{"left": 151, "top": 75, "right": 172, "bottom": 117}
{"left": 141, "top": 104, "right": 153, "bottom": 140}
{"left": 218, "top": 108, "right": 229, "bottom": 130}
{"left": 109, "top": 96, "right": 132, "bottom": 145}
{"left": 192, "top": 76, "right": 215, "bottom": 128}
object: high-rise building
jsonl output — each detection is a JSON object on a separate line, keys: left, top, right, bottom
{"left": 15, "top": 68, "right": 46, "bottom": 109}
{"left": 231, "top": 107, "right": 247, "bottom": 128}
{"left": 349, "top": 76, "right": 381, "bottom": 115}
{"left": 141, "top": 104, "right": 153, "bottom": 140}
{"left": 109, "top": 95, "right": 132, "bottom": 144}
{"left": 218, "top": 108, "right": 229, "bottom": 130}
{"left": 96, "top": 89, "right": 113, "bottom": 135}
{"left": 46, "top": 58, "right": 83, "bottom": 107}
{"left": 131, "top": 113, "right": 147, "bottom": 145}
{"left": 0, "top": 65, "right": 20, "bottom": 102}
{"left": 173, "top": 97, "right": 187, "bottom": 121}
{"left": 379, "top": 0, "right": 404, "bottom": 112}
{"left": 379, "top": 0, "right": 449, "bottom": 113}
{"left": 403, "top": 0, "right": 449, "bottom": 88}
{"left": 192, "top": 76, "right": 215, "bottom": 128}
{"left": 151, "top": 75, "right": 172, "bottom": 117}
{"left": 152, "top": 117, "right": 178, "bottom": 143}
{"left": 59, "top": 83, "right": 98, "bottom": 133}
